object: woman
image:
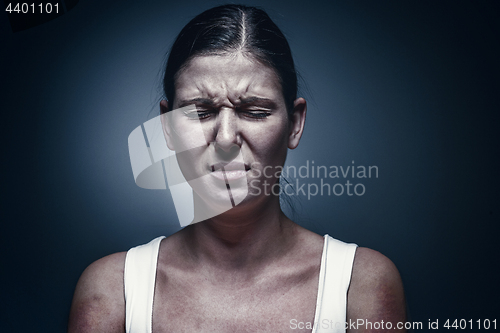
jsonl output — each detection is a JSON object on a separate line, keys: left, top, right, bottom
{"left": 68, "top": 5, "right": 406, "bottom": 332}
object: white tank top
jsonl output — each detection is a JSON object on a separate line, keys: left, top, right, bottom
{"left": 124, "top": 235, "right": 357, "bottom": 333}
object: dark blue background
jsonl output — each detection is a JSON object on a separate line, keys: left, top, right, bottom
{"left": 1, "top": 0, "right": 498, "bottom": 331}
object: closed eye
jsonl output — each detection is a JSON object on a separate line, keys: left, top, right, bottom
{"left": 184, "top": 106, "right": 216, "bottom": 120}
{"left": 238, "top": 106, "right": 272, "bottom": 119}
{"left": 242, "top": 110, "right": 271, "bottom": 119}
{"left": 195, "top": 111, "right": 214, "bottom": 119}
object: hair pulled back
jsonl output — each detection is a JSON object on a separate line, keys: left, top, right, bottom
{"left": 163, "top": 4, "right": 298, "bottom": 114}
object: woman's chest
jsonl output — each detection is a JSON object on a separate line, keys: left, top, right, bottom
{"left": 152, "top": 269, "right": 319, "bottom": 333}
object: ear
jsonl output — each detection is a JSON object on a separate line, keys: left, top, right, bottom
{"left": 160, "top": 100, "right": 175, "bottom": 150}
{"left": 288, "top": 97, "right": 307, "bottom": 149}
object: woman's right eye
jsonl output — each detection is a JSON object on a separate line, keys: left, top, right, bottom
{"left": 186, "top": 110, "right": 213, "bottom": 120}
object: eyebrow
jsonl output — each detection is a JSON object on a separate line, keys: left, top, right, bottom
{"left": 177, "top": 97, "right": 277, "bottom": 109}
{"left": 239, "top": 97, "right": 277, "bottom": 109}
{"left": 177, "top": 98, "right": 215, "bottom": 108}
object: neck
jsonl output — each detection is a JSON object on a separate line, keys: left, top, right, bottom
{"left": 183, "top": 194, "right": 297, "bottom": 273}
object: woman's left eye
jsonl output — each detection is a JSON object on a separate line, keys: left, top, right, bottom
{"left": 243, "top": 110, "right": 271, "bottom": 119}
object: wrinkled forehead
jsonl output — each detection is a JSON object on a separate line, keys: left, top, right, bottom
{"left": 173, "top": 54, "right": 284, "bottom": 107}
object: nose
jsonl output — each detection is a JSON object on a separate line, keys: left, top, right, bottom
{"left": 213, "top": 108, "right": 240, "bottom": 159}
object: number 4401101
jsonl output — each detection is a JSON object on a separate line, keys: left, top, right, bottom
{"left": 444, "top": 319, "right": 496, "bottom": 330}
{"left": 5, "top": 3, "right": 59, "bottom": 14}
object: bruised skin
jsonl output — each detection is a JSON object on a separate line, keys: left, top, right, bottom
{"left": 347, "top": 248, "right": 407, "bottom": 332}
{"left": 151, "top": 223, "right": 326, "bottom": 333}
{"left": 67, "top": 239, "right": 407, "bottom": 333}
{"left": 68, "top": 252, "right": 127, "bottom": 333}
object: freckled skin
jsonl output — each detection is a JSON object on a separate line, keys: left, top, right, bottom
{"left": 68, "top": 253, "right": 126, "bottom": 333}
{"left": 347, "top": 248, "right": 407, "bottom": 332}
{"left": 68, "top": 54, "right": 407, "bottom": 333}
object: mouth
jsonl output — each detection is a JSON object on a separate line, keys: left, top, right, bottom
{"left": 210, "top": 161, "right": 250, "bottom": 181}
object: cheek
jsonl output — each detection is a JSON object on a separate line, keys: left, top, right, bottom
{"left": 171, "top": 121, "right": 209, "bottom": 151}
{"left": 249, "top": 122, "right": 289, "bottom": 163}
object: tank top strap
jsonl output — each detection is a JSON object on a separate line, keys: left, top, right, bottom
{"left": 124, "top": 236, "right": 165, "bottom": 333}
{"left": 313, "top": 235, "right": 357, "bottom": 333}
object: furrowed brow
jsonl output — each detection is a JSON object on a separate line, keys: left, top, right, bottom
{"left": 178, "top": 98, "right": 215, "bottom": 108}
{"left": 239, "top": 97, "right": 277, "bottom": 109}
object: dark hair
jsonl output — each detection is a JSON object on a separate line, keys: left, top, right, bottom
{"left": 163, "top": 4, "right": 298, "bottom": 114}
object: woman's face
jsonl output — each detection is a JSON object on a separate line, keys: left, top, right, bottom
{"left": 162, "top": 54, "right": 305, "bottom": 215}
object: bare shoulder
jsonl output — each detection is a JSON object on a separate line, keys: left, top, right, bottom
{"left": 347, "top": 247, "right": 407, "bottom": 331}
{"left": 68, "top": 252, "right": 127, "bottom": 333}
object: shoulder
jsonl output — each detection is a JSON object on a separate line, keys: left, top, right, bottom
{"left": 347, "top": 247, "right": 407, "bottom": 330}
{"left": 68, "top": 252, "right": 127, "bottom": 333}
{"left": 350, "top": 247, "right": 402, "bottom": 285}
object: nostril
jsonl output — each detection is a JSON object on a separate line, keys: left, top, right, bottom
{"left": 228, "top": 144, "right": 239, "bottom": 155}
{"left": 215, "top": 143, "right": 240, "bottom": 161}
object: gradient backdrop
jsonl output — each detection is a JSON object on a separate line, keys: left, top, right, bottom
{"left": 1, "top": 0, "right": 499, "bottom": 331}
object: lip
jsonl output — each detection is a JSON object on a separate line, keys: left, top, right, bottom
{"left": 210, "top": 162, "right": 250, "bottom": 181}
